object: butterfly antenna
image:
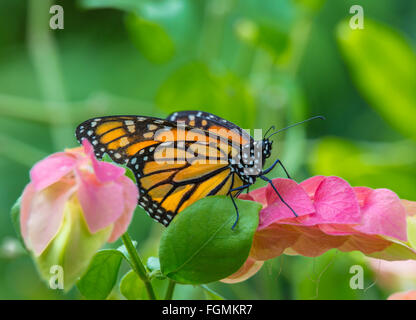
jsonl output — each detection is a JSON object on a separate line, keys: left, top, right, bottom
{"left": 263, "top": 125, "right": 275, "bottom": 139}
{"left": 267, "top": 116, "right": 325, "bottom": 139}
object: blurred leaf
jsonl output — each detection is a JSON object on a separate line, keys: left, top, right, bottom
{"left": 235, "top": 19, "right": 290, "bottom": 59}
{"left": 337, "top": 19, "right": 416, "bottom": 140}
{"left": 79, "top": 0, "right": 194, "bottom": 48}
{"left": 201, "top": 284, "right": 225, "bottom": 300}
{"left": 125, "top": 14, "right": 175, "bottom": 64}
{"left": 292, "top": 250, "right": 382, "bottom": 299}
{"left": 294, "top": 0, "right": 326, "bottom": 12}
{"left": 79, "top": 0, "right": 141, "bottom": 13}
{"left": 156, "top": 62, "right": 256, "bottom": 128}
{"left": 77, "top": 249, "right": 123, "bottom": 300}
{"left": 159, "top": 196, "right": 260, "bottom": 284}
{"left": 309, "top": 137, "right": 416, "bottom": 199}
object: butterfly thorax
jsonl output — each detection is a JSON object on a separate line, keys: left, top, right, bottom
{"left": 230, "top": 138, "right": 272, "bottom": 185}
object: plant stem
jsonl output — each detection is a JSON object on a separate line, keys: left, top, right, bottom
{"left": 27, "top": 0, "right": 73, "bottom": 150}
{"left": 121, "top": 233, "right": 157, "bottom": 300}
{"left": 164, "top": 279, "right": 176, "bottom": 300}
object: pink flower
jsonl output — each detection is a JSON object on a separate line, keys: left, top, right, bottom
{"left": 20, "top": 139, "right": 138, "bottom": 256}
{"left": 388, "top": 290, "right": 416, "bottom": 300}
{"left": 224, "top": 176, "right": 416, "bottom": 283}
{"left": 367, "top": 258, "right": 416, "bottom": 291}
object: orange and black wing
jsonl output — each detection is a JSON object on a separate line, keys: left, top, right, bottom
{"left": 75, "top": 115, "right": 175, "bottom": 164}
{"left": 133, "top": 140, "right": 243, "bottom": 225}
{"left": 167, "top": 110, "right": 253, "bottom": 146}
{"left": 75, "top": 115, "right": 244, "bottom": 226}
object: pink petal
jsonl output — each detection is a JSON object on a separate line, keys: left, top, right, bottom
{"left": 82, "top": 139, "right": 125, "bottom": 183}
{"left": 21, "top": 181, "right": 76, "bottom": 256}
{"left": 318, "top": 223, "right": 359, "bottom": 236}
{"left": 238, "top": 193, "right": 255, "bottom": 201}
{"left": 402, "top": 199, "right": 416, "bottom": 217}
{"left": 388, "top": 290, "right": 416, "bottom": 300}
{"left": 108, "top": 176, "right": 138, "bottom": 242}
{"left": 76, "top": 169, "right": 125, "bottom": 233}
{"left": 299, "top": 175, "right": 325, "bottom": 199}
{"left": 259, "top": 179, "right": 315, "bottom": 229}
{"left": 301, "top": 176, "right": 361, "bottom": 225}
{"left": 354, "top": 189, "right": 407, "bottom": 241}
{"left": 354, "top": 186, "right": 373, "bottom": 207}
{"left": 367, "top": 258, "right": 416, "bottom": 280}
{"left": 239, "top": 186, "right": 268, "bottom": 207}
{"left": 30, "top": 153, "right": 77, "bottom": 191}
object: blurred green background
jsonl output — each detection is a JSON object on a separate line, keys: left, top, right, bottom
{"left": 0, "top": 0, "right": 415, "bottom": 299}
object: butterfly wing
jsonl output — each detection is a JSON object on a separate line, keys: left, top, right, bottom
{"left": 167, "top": 110, "right": 253, "bottom": 146}
{"left": 133, "top": 141, "right": 243, "bottom": 225}
{"left": 76, "top": 115, "right": 175, "bottom": 164}
{"left": 76, "top": 114, "right": 244, "bottom": 226}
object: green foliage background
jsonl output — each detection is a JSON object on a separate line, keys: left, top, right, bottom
{"left": 0, "top": 0, "right": 415, "bottom": 299}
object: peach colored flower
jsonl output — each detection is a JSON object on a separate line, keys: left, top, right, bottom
{"left": 224, "top": 176, "right": 416, "bottom": 283}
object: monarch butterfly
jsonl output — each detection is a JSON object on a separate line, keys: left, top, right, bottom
{"left": 76, "top": 111, "right": 323, "bottom": 228}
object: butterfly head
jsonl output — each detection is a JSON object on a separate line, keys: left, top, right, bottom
{"left": 261, "top": 138, "right": 273, "bottom": 164}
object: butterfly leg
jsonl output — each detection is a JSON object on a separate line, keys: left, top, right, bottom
{"left": 259, "top": 175, "right": 298, "bottom": 217}
{"left": 228, "top": 184, "right": 251, "bottom": 229}
{"left": 261, "top": 158, "right": 291, "bottom": 179}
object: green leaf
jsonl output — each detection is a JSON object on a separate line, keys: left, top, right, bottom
{"left": 159, "top": 196, "right": 261, "bottom": 284}
{"left": 201, "top": 285, "right": 225, "bottom": 300}
{"left": 77, "top": 249, "right": 124, "bottom": 300}
{"left": 119, "top": 269, "right": 168, "bottom": 300}
{"left": 125, "top": 13, "right": 175, "bottom": 64}
{"left": 10, "top": 196, "right": 27, "bottom": 251}
{"left": 337, "top": 19, "right": 416, "bottom": 140}
{"left": 156, "top": 62, "right": 256, "bottom": 129}
{"left": 119, "top": 270, "right": 147, "bottom": 300}
{"left": 407, "top": 216, "right": 416, "bottom": 250}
